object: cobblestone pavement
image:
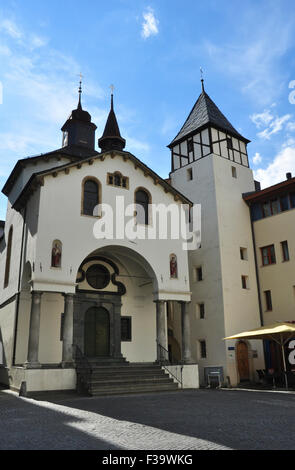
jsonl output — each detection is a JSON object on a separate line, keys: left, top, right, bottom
{"left": 0, "top": 388, "right": 294, "bottom": 450}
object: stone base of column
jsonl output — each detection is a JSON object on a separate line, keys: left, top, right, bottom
{"left": 60, "top": 361, "right": 75, "bottom": 369}
{"left": 24, "top": 361, "right": 41, "bottom": 369}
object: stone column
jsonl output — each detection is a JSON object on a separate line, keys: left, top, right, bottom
{"left": 113, "top": 300, "right": 123, "bottom": 359}
{"left": 180, "top": 301, "right": 193, "bottom": 363}
{"left": 155, "top": 300, "right": 168, "bottom": 362}
{"left": 61, "top": 293, "right": 74, "bottom": 368}
{"left": 25, "top": 291, "right": 43, "bottom": 369}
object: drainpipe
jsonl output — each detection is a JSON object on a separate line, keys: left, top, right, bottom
{"left": 249, "top": 204, "right": 267, "bottom": 370}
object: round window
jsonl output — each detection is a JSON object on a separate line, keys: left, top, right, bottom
{"left": 86, "top": 264, "right": 110, "bottom": 290}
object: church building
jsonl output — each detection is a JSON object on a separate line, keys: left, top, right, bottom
{"left": 1, "top": 78, "right": 293, "bottom": 395}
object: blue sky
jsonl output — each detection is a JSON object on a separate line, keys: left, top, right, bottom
{"left": 0, "top": 0, "right": 295, "bottom": 218}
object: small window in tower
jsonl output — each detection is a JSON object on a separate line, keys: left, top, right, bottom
{"left": 187, "top": 139, "right": 194, "bottom": 153}
{"left": 199, "top": 340, "right": 207, "bottom": 359}
{"left": 194, "top": 266, "right": 203, "bottom": 282}
{"left": 187, "top": 168, "right": 193, "bottom": 181}
{"left": 231, "top": 166, "right": 237, "bottom": 178}
{"left": 241, "top": 275, "right": 249, "bottom": 289}
{"left": 227, "top": 138, "right": 233, "bottom": 149}
{"left": 240, "top": 247, "right": 248, "bottom": 260}
{"left": 199, "top": 303, "right": 205, "bottom": 319}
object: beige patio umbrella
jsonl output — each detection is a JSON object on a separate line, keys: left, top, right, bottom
{"left": 224, "top": 322, "right": 295, "bottom": 389}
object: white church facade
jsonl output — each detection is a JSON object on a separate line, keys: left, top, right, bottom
{"left": 0, "top": 81, "right": 274, "bottom": 395}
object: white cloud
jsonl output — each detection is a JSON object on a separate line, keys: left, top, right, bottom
{"left": 252, "top": 152, "right": 262, "bottom": 165}
{"left": 254, "top": 146, "right": 295, "bottom": 188}
{"left": 257, "top": 114, "right": 292, "bottom": 139}
{"left": 0, "top": 19, "right": 22, "bottom": 39}
{"left": 286, "top": 121, "right": 295, "bottom": 132}
{"left": 250, "top": 110, "right": 274, "bottom": 128}
{"left": 141, "top": 8, "right": 159, "bottom": 39}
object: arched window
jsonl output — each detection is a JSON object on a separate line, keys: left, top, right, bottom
{"left": 4, "top": 226, "right": 13, "bottom": 288}
{"left": 82, "top": 178, "right": 100, "bottom": 216}
{"left": 135, "top": 188, "right": 150, "bottom": 225}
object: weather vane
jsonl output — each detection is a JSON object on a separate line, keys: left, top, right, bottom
{"left": 110, "top": 84, "right": 115, "bottom": 94}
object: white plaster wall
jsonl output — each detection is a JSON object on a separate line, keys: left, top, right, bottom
{"left": 171, "top": 152, "right": 264, "bottom": 385}
{"left": 213, "top": 156, "right": 264, "bottom": 383}
{"left": 8, "top": 156, "right": 71, "bottom": 206}
{"left": 164, "top": 364, "right": 199, "bottom": 389}
{"left": 0, "top": 299, "right": 16, "bottom": 369}
{"left": 171, "top": 155, "right": 227, "bottom": 385}
{"left": 254, "top": 210, "right": 295, "bottom": 324}
{"left": 33, "top": 154, "right": 191, "bottom": 302}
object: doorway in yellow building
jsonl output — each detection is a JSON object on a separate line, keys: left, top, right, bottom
{"left": 237, "top": 341, "right": 250, "bottom": 382}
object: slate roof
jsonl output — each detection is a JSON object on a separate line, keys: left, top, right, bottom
{"left": 168, "top": 90, "right": 250, "bottom": 147}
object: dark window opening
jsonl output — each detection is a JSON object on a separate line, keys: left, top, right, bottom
{"left": 281, "top": 241, "right": 290, "bottom": 261}
{"left": 200, "top": 340, "right": 207, "bottom": 358}
{"left": 83, "top": 179, "right": 99, "bottom": 216}
{"left": 121, "top": 317, "right": 132, "bottom": 341}
{"left": 135, "top": 189, "right": 150, "bottom": 225}
{"left": 265, "top": 290, "right": 273, "bottom": 311}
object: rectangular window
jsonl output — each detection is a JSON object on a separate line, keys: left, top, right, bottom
{"left": 231, "top": 166, "right": 237, "bottom": 178}
{"left": 199, "top": 303, "right": 205, "bottom": 319}
{"left": 187, "top": 139, "right": 194, "bottom": 153}
{"left": 270, "top": 199, "right": 280, "bottom": 215}
{"left": 261, "top": 245, "right": 276, "bottom": 266}
{"left": 290, "top": 192, "right": 295, "bottom": 208}
{"left": 280, "top": 195, "right": 289, "bottom": 212}
{"left": 264, "top": 290, "right": 272, "bottom": 311}
{"left": 196, "top": 267, "right": 203, "bottom": 281}
{"left": 240, "top": 247, "right": 248, "bottom": 260}
{"left": 121, "top": 317, "right": 132, "bottom": 341}
{"left": 227, "top": 138, "right": 233, "bottom": 149}
{"left": 200, "top": 340, "right": 207, "bottom": 358}
{"left": 241, "top": 275, "right": 249, "bottom": 289}
{"left": 187, "top": 168, "right": 193, "bottom": 181}
{"left": 262, "top": 202, "right": 271, "bottom": 218}
{"left": 281, "top": 241, "right": 290, "bottom": 262}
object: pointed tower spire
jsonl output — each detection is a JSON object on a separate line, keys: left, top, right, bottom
{"left": 98, "top": 86, "right": 126, "bottom": 152}
{"left": 200, "top": 67, "right": 205, "bottom": 93}
{"left": 78, "top": 73, "right": 83, "bottom": 110}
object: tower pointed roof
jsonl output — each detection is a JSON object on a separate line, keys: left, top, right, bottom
{"left": 168, "top": 86, "right": 250, "bottom": 148}
{"left": 98, "top": 93, "right": 126, "bottom": 152}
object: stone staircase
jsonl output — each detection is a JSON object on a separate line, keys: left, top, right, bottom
{"left": 76, "top": 359, "right": 180, "bottom": 396}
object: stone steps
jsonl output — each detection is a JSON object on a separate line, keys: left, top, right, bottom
{"left": 76, "top": 361, "right": 180, "bottom": 396}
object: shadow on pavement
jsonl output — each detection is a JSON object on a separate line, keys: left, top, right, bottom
{"left": 0, "top": 390, "right": 122, "bottom": 450}
{"left": 25, "top": 388, "right": 295, "bottom": 450}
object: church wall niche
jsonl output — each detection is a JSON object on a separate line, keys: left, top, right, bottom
{"left": 51, "top": 240, "right": 62, "bottom": 268}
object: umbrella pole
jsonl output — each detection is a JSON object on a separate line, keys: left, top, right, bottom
{"left": 281, "top": 335, "right": 288, "bottom": 389}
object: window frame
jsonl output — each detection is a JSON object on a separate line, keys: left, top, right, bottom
{"left": 261, "top": 244, "right": 276, "bottom": 266}
{"left": 281, "top": 240, "right": 290, "bottom": 262}
{"left": 264, "top": 290, "right": 273, "bottom": 311}
{"left": 134, "top": 187, "right": 152, "bottom": 225}
{"left": 81, "top": 177, "right": 101, "bottom": 217}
